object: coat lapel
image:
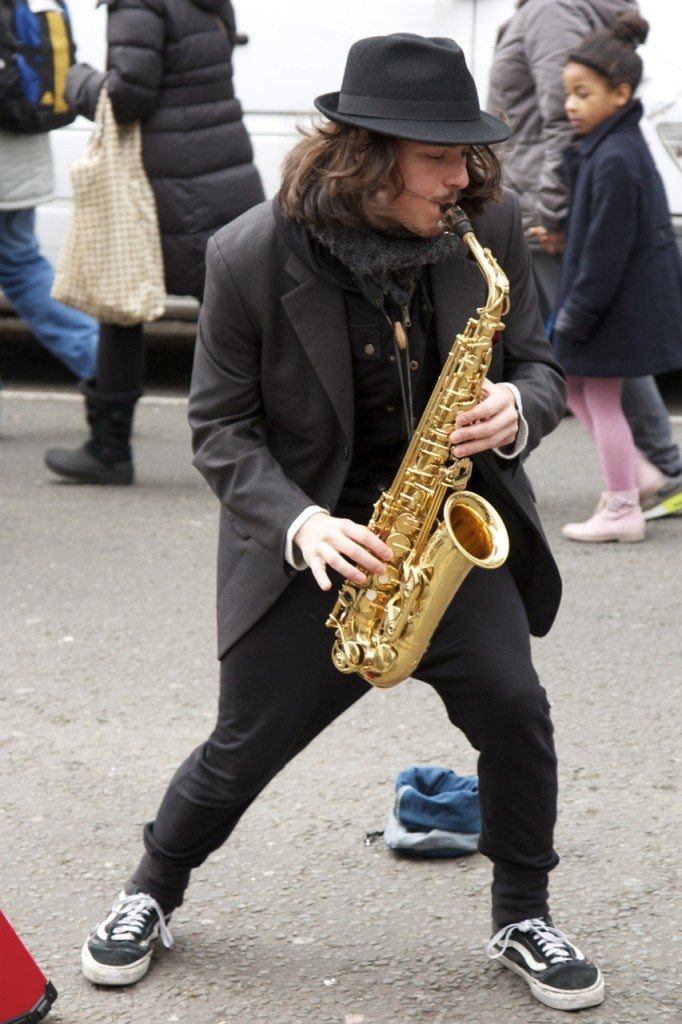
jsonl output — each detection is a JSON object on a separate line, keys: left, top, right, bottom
{"left": 281, "top": 252, "right": 354, "bottom": 445}
{"left": 430, "top": 250, "right": 487, "bottom": 363}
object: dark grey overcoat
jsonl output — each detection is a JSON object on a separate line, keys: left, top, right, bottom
{"left": 65, "top": 0, "right": 264, "bottom": 300}
{"left": 188, "top": 190, "right": 567, "bottom": 659}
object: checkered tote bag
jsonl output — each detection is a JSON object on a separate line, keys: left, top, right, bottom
{"left": 52, "top": 88, "right": 165, "bottom": 325}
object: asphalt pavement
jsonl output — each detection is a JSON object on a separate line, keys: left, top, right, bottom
{"left": 1, "top": 360, "right": 680, "bottom": 1024}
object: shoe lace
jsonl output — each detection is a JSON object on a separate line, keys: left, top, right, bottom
{"left": 110, "top": 892, "right": 174, "bottom": 949}
{"left": 487, "top": 917, "right": 579, "bottom": 965}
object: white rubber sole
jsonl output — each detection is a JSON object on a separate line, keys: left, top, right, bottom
{"left": 497, "top": 956, "right": 605, "bottom": 1011}
{"left": 561, "top": 528, "right": 645, "bottom": 543}
{"left": 643, "top": 495, "right": 682, "bottom": 520}
{"left": 81, "top": 941, "right": 152, "bottom": 986}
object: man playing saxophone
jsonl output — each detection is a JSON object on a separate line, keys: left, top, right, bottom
{"left": 80, "top": 33, "right": 604, "bottom": 1013}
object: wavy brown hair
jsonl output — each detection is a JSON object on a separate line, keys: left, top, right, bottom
{"left": 278, "top": 120, "right": 502, "bottom": 232}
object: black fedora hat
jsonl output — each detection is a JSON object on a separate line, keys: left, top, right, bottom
{"left": 315, "top": 33, "right": 510, "bottom": 146}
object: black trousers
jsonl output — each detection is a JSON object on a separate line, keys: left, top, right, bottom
{"left": 133, "top": 564, "right": 558, "bottom": 928}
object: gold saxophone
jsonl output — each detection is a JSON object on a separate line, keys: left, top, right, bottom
{"left": 326, "top": 206, "right": 510, "bottom": 687}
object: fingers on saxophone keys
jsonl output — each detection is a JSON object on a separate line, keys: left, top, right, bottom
{"left": 327, "top": 552, "right": 367, "bottom": 587}
{"left": 342, "top": 521, "right": 393, "bottom": 563}
{"left": 344, "top": 546, "right": 384, "bottom": 577}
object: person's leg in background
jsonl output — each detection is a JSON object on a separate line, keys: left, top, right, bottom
{"left": 540, "top": 259, "right": 681, "bottom": 518}
{"left": 44, "top": 322, "right": 144, "bottom": 484}
{"left": 563, "top": 376, "right": 646, "bottom": 542}
{"left": 0, "top": 208, "right": 98, "bottom": 379}
{"left": 621, "top": 376, "right": 682, "bottom": 520}
{"left": 530, "top": 250, "right": 562, "bottom": 331}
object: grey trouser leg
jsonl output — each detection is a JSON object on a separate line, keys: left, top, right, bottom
{"left": 622, "top": 376, "right": 682, "bottom": 478}
{"left": 530, "top": 250, "right": 562, "bottom": 326}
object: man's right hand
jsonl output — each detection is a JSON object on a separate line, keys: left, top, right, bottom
{"left": 294, "top": 512, "right": 393, "bottom": 592}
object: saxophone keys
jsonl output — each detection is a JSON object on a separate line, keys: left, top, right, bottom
{"left": 372, "top": 642, "right": 397, "bottom": 671}
{"left": 333, "top": 640, "right": 363, "bottom": 670}
{"left": 393, "top": 513, "right": 420, "bottom": 537}
{"left": 386, "top": 531, "right": 412, "bottom": 558}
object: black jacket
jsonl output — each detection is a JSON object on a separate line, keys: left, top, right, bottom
{"left": 553, "top": 100, "right": 682, "bottom": 377}
{"left": 188, "top": 192, "right": 567, "bottom": 658}
{"left": 66, "top": 0, "right": 264, "bottom": 300}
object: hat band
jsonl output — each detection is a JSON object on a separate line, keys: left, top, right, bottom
{"left": 337, "top": 93, "right": 481, "bottom": 123}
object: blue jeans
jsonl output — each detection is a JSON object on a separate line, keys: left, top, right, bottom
{"left": 0, "top": 208, "right": 98, "bottom": 379}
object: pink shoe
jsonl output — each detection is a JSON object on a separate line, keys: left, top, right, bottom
{"left": 562, "top": 490, "right": 646, "bottom": 543}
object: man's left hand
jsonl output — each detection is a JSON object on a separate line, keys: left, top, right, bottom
{"left": 449, "top": 381, "right": 518, "bottom": 457}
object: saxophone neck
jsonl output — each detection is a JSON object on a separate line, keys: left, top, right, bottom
{"left": 440, "top": 205, "right": 509, "bottom": 320}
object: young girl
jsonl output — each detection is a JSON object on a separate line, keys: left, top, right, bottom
{"left": 551, "top": 12, "right": 682, "bottom": 543}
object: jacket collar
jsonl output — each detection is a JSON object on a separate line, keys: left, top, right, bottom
{"left": 578, "top": 98, "right": 643, "bottom": 158}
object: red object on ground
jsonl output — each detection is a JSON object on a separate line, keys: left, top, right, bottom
{"left": 0, "top": 911, "right": 57, "bottom": 1024}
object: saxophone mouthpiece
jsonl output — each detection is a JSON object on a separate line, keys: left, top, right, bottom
{"left": 439, "top": 205, "right": 473, "bottom": 241}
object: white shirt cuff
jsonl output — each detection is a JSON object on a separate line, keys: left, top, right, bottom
{"left": 285, "top": 506, "right": 328, "bottom": 570}
{"left": 494, "top": 382, "right": 528, "bottom": 460}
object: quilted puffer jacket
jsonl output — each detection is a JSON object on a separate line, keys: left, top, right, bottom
{"left": 66, "top": 0, "right": 264, "bottom": 300}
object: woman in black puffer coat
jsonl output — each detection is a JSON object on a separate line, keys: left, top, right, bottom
{"left": 45, "top": 0, "right": 265, "bottom": 485}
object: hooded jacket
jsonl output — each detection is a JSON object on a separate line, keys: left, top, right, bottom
{"left": 65, "top": 0, "right": 264, "bottom": 300}
{"left": 487, "top": 0, "right": 639, "bottom": 233}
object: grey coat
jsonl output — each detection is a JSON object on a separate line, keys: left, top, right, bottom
{"left": 487, "top": 0, "right": 639, "bottom": 233}
{"left": 188, "top": 191, "right": 567, "bottom": 659}
{"left": 65, "top": 0, "right": 264, "bottom": 300}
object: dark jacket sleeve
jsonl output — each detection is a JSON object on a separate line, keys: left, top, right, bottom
{"left": 188, "top": 235, "right": 317, "bottom": 563}
{"left": 65, "top": 62, "right": 106, "bottom": 120}
{"left": 65, "top": 0, "right": 165, "bottom": 123}
{"left": 103, "top": 0, "right": 165, "bottom": 122}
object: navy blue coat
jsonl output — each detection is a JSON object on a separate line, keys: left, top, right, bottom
{"left": 553, "top": 100, "right": 682, "bottom": 377}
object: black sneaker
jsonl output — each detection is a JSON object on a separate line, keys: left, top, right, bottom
{"left": 81, "top": 891, "right": 173, "bottom": 986}
{"left": 487, "top": 916, "right": 604, "bottom": 1011}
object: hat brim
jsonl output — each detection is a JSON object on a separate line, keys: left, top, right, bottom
{"left": 314, "top": 92, "right": 510, "bottom": 146}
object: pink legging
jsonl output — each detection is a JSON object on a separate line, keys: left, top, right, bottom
{"left": 566, "top": 376, "right": 636, "bottom": 491}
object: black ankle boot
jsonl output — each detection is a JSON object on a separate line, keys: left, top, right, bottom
{"left": 45, "top": 379, "right": 138, "bottom": 485}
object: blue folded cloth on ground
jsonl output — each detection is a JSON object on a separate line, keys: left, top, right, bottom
{"left": 383, "top": 765, "right": 481, "bottom": 857}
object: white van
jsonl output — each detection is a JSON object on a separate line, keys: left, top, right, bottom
{"left": 36, "top": 0, "right": 682, "bottom": 311}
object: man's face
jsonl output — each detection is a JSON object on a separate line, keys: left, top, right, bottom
{"left": 385, "top": 140, "right": 471, "bottom": 237}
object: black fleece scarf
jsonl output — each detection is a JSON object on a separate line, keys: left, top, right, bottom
{"left": 273, "top": 199, "right": 457, "bottom": 311}
{"left": 312, "top": 222, "right": 458, "bottom": 311}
